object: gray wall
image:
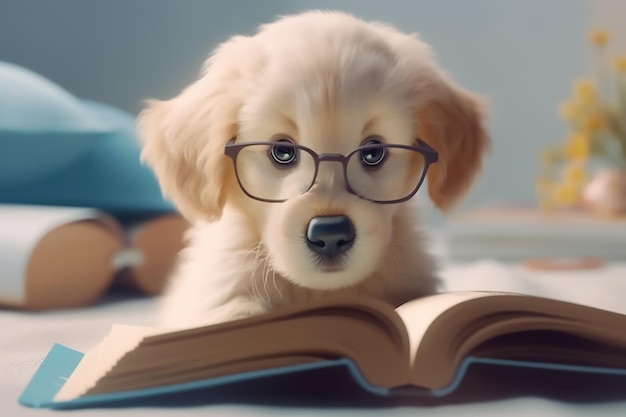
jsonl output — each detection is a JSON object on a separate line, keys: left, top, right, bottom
{"left": 0, "top": 0, "right": 593, "bottom": 221}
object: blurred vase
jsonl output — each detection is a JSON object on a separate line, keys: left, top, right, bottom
{"left": 582, "top": 169, "right": 626, "bottom": 217}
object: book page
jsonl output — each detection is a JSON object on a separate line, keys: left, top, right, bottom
{"left": 54, "top": 324, "right": 168, "bottom": 402}
{"left": 395, "top": 291, "right": 498, "bottom": 365}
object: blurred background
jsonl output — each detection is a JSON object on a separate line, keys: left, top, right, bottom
{"left": 2, "top": 0, "right": 624, "bottom": 215}
{"left": 1, "top": 0, "right": 625, "bottom": 310}
{"left": 3, "top": 5, "right": 626, "bottom": 413}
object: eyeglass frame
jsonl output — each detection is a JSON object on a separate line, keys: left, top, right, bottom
{"left": 224, "top": 138, "right": 439, "bottom": 204}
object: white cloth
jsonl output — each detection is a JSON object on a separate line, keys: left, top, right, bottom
{"left": 0, "top": 205, "right": 102, "bottom": 303}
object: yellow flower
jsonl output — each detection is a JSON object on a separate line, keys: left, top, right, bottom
{"left": 564, "top": 132, "right": 590, "bottom": 160}
{"left": 558, "top": 101, "right": 581, "bottom": 121}
{"left": 552, "top": 182, "right": 580, "bottom": 207}
{"left": 535, "top": 176, "right": 554, "bottom": 193}
{"left": 614, "top": 55, "right": 626, "bottom": 73}
{"left": 539, "top": 148, "right": 559, "bottom": 166}
{"left": 573, "top": 79, "right": 597, "bottom": 106}
{"left": 582, "top": 113, "right": 604, "bottom": 132}
{"left": 589, "top": 29, "right": 609, "bottom": 47}
{"left": 562, "top": 162, "right": 587, "bottom": 185}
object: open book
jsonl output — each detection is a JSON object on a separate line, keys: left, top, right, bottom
{"left": 19, "top": 291, "right": 626, "bottom": 408}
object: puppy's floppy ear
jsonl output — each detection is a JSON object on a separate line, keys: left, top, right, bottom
{"left": 138, "top": 35, "right": 262, "bottom": 221}
{"left": 416, "top": 77, "right": 490, "bottom": 212}
{"left": 374, "top": 26, "right": 491, "bottom": 211}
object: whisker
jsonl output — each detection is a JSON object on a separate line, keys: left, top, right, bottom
{"left": 249, "top": 243, "right": 266, "bottom": 301}
{"left": 261, "top": 254, "right": 272, "bottom": 302}
{"left": 271, "top": 268, "right": 283, "bottom": 299}
{"left": 250, "top": 243, "right": 264, "bottom": 277}
{"left": 250, "top": 243, "right": 272, "bottom": 303}
{"left": 242, "top": 246, "right": 259, "bottom": 261}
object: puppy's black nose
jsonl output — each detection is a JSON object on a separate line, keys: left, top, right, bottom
{"left": 306, "top": 216, "right": 355, "bottom": 257}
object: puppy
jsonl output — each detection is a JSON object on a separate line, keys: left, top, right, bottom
{"left": 139, "top": 10, "right": 489, "bottom": 328}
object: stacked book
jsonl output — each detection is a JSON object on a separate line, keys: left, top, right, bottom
{"left": 443, "top": 207, "right": 626, "bottom": 263}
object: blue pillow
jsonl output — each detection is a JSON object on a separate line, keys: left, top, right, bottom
{"left": 0, "top": 61, "right": 174, "bottom": 216}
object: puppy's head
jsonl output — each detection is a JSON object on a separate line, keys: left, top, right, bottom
{"left": 139, "top": 11, "right": 489, "bottom": 290}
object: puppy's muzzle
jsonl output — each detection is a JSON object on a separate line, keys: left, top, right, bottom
{"left": 306, "top": 216, "right": 355, "bottom": 258}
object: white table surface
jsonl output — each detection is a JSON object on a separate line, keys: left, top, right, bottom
{"left": 3, "top": 239, "right": 626, "bottom": 416}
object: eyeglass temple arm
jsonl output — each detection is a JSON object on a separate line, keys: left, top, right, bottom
{"left": 416, "top": 138, "right": 439, "bottom": 163}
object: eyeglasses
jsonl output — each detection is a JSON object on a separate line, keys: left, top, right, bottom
{"left": 224, "top": 139, "right": 438, "bottom": 204}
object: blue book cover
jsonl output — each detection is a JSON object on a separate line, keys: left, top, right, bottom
{"left": 19, "top": 342, "right": 626, "bottom": 409}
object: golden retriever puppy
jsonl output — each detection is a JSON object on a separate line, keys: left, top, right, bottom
{"left": 139, "top": 10, "right": 489, "bottom": 328}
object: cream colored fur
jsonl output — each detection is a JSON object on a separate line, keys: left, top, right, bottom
{"left": 138, "top": 10, "right": 490, "bottom": 328}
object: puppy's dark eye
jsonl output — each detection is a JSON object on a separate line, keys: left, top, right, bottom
{"left": 269, "top": 139, "right": 298, "bottom": 167}
{"left": 359, "top": 139, "right": 387, "bottom": 168}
